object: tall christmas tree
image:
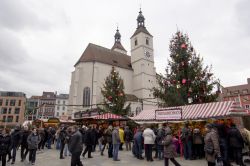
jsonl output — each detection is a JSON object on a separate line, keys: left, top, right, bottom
{"left": 153, "top": 31, "right": 219, "bottom": 107}
{"left": 101, "top": 66, "right": 130, "bottom": 115}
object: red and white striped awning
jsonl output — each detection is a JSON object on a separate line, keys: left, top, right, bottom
{"left": 94, "top": 113, "right": 124, "bottom": 120}
{"left": 132, "top": 101, "right": 247, "bottom": 121}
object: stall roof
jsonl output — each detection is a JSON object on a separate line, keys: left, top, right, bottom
{"left": 94, "top": 113, "right": 125, "bottom": 120}
{"left": 132, "top": 101, "right": 247, "bottom": 121}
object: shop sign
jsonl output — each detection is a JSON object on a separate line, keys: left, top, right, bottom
{"left": 60, "top": 115, "right": 69, "bottom": 121}
{"left": 74, "top": 112, "right": 81, "bottom": 119}
{"left": 81, "top": 110, "right": 100, "bottom": 118}
{"left": 155, "top": 108, "right": 182, "bottom": 120}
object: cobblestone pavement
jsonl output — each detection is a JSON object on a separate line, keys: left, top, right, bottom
{"left": 8, "top": 148, "right": 209, "bottom": 166}
{"left": 7, "top": 147, "right": 250, "bottom": 166}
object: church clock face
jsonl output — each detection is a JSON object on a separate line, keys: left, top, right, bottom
{"left": 144, "top": 50, "right": 151, "bottom": 58}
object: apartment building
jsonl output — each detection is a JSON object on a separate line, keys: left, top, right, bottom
{"left": 0, "top": 91, "right": 26, "bottom": 127}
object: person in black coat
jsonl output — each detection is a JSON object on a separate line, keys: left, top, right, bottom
{"left": 0, "top": 128, "right": 12, "bottom": 166}
{"left": 124, "top": 126, "right": 133, "bottom": 151}
{"left": 68, "top": 126, "right": 83, "bottom": 166}
{"left": 38, "top": 128, "right": 45, "bottom": 150}
{"left": 82, "top": 125, "right": 93, "bottom": 158}
{"left": 215, "top": 122, "right": 230, "bottom": 166}
{"left": 20, "top": 126, "right": 31, "bottom": 162}
{"left": 228, "top": 124, "right": 245, "bottom": 166}
{"left": 59, "top": 127, "right": 67, "bottom": 159}
{"left": 10, "top": 125, "right": 22, "bottom": 164}
{"left": 91, "top": 126, "right": 98, "bottom": 152}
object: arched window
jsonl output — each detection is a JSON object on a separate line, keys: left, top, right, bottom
{"left": 83, "top": 87, "right": 91, "bottom": 107}
{"left": 146, "top": 38, "right": 149, "bottom": 45}
{"left": 135, "top": 39, "right": 138, "bottom": 46}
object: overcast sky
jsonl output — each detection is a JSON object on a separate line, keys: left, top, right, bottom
{"left": 0, "top": 0, "right": 249, "bottom": 97}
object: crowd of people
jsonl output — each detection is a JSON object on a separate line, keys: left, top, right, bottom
{"left": 0, "top": 121, "right": 250, "bottom": 166}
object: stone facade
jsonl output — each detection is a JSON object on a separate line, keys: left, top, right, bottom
{"left": 0, "top": 91, "right": 26, "bottom": 127}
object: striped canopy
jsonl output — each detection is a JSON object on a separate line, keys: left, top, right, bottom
{"left": 94, "top": 113, "right": 124, "bottom": 120}
{"left": 132, "top": 101, "right": 247, "bottom": 121}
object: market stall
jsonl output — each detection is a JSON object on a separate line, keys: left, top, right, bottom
{"left": 133, "top": 101, "right": 247, "bottom": 121}
{"left": 132, "top": 101, "right": 248, "bottom": 133}
{"left": 94, "top": 112, "right": 128, "bottom": 127}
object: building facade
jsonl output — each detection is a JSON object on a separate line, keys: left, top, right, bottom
{"left": 55, "top": 94, "right": 69, "bottom": 119}
{"left": 26, "top": 96, "right": 40, "bottom": 120}
{"left": 0, "top": 91, "right": 26, "bottom": 127}
{"left": 68, "top": 10, "right": 157, "bottom": 119}
{"left": 38, "top": 92, "right": 56, "bottom": 119}
{"left": 221, "top": 78, "right": 250, "bottom": 109}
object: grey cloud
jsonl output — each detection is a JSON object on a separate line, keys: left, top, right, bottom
{"left": 0, "top": 29, "right": 27, "bottom": 70}
{"left": 0, "top": 0, "right": 51, "bottom": 31}
{"left": 236, "top": 0, "right": 250, "bottom": 35}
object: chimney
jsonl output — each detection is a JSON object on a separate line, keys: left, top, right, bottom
{"left": 248, "top": 78, "right": 250, "bottom": 84}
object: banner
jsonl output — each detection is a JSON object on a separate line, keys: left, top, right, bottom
{"left": 155, "top": 109, "right": 182, "bottom": 120}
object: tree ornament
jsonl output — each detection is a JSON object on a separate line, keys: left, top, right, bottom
{"left": 108, "top": 96, "right": 112, "bottom": 101}
{"left": 190, "top": 47, "right": 194, "bottom": 52}
{"left": 177, "top": 84, "right": 180, "bottom": 89}
{"left": 181, "top": 61, "right": 185, "bottom": 66}
{"left": 176, "top": 54, "right": 179, "bottom": 57}
{"left": 181, "top": 44, "right": 187, "bottom": 49}
{"left": 188, "top": 87, "right": 193, "bottom": 92}
{"left": 188, "top": 97, "right": 193, "bottom": 104}
{"left": 182, "top": 79, "right": 186, "bottom": 84}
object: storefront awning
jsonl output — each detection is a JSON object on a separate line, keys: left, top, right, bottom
{"left": 132, "top": 101, "right": 247, "bottom": 121}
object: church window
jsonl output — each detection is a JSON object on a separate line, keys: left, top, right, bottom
{"left": 135, "top": 39, "right": 138, "bottom": 46}
{"left": 146, "top": 38, "right": 149, "bottom": 45}
{"left": 83, "top": 87, "right": 91, "bottom": 107}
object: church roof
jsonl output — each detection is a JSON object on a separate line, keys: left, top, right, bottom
{"left": 75, "top": 43, "right": 132, "bottom": 70}
{"left": 111, "top": 41, "right": 127, "bottom": 52}
{"left": 131, "top": 26, "right": 152, "bottom": 38}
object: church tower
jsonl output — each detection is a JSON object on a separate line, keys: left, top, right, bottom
{"left": 131, "top": 9, "right": 156, "bottom": 107}
{"left": 111, "top": 27, "right": 127, "bottom": 54}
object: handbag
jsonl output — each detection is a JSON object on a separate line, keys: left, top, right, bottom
{"left": 215, "top": 159, "right": 223, "bottom": 166}
{"left": 204, "top": 144, "right": 214, "bottom": 155}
